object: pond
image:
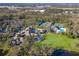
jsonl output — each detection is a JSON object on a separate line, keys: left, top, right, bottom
{"left": 51, "top": 49, "right": 79, "bottom": 56}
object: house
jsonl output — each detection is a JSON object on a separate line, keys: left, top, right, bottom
{"left": 50, "top": 23, "right": 66, "bottom": 33}
{"left": 16, "top": 37, "right": 23, "bottom": 46}
{"left": 37, "top": 29, "right": 47, "bottom": 34}
{"left": 18, "top": 32, "right": 25, "bottom": 37}
{"left": 60, "top": 28, "right": 66, "bottom": 32}
{"left": 18, "top": 26, "right": 37, "bottom": 37}
{"left": 34, "top": 34, "right": 44, "bottom": 41}
{"left": 37, "top": 20, "right": 45, "bottom": 26}
{"left": 40, "top": 22, "right": 52, "bottom": 28}
{"left": 29, "top": 27, "right": 36, "bottom": 33}
{"left": 11, "top": 37, "right": 23, "bottom": 46}
{"left": 40, "top": 22, "right": 52, "bottom": 32}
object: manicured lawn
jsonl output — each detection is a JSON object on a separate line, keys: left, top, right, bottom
{"left": 39, "top": 33, "right": 79, "bottom": 52}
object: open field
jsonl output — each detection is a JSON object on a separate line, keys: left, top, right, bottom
{"left": 39, "top": 33, "right": 79, "bottom": 52}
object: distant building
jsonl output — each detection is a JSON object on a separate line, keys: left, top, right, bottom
{"left": 28, "top": 9, "right": 45, "bottom": 13}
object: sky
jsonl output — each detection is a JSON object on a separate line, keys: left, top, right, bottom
{"left": 0, "top": 0, "right": 79, "bottom": 3}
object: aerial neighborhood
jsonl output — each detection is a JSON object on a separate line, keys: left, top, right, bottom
{"left": 0, "top": 3, "right": 79, "bottom": 56}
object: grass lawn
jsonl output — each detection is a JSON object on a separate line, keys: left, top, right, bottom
{"left": 39, "top": 33, "right": 79, "bottom": 52}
